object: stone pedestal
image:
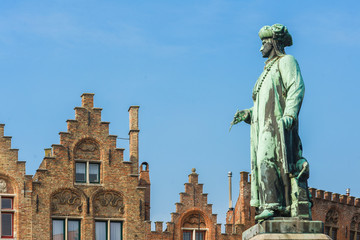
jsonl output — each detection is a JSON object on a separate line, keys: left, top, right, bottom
{"left": 242, "top": 218, "right": 331, "bottom": 240}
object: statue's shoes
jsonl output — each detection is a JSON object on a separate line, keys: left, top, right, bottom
{"left": 255, "top": 209, "right": 274, "bottom": 221}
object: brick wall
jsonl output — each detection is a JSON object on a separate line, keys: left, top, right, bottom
{"left": 0, "top": 94, "right": 148, "bottom": 240}
{"left": 1, "top": 93, "right": 359, "bottom": 240}
{"left": 145, "top": 168, "right": 245, "bottom": 240}
{"left": 227, "top": 172, "right": 360, "bottom": 240}
{"left": 0, "top": 124, "right": 32, "bottom": 239}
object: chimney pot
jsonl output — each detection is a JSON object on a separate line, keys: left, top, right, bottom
{"left": 346, "top": 188, "right": 350, "bottom": 196}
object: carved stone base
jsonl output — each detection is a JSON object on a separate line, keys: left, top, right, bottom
{"left": 242, "top": 217, "right": 331, "bottom": 240}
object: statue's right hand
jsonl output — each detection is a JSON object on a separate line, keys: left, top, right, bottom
{"left": 231, "top": 109, "right": 249, "bottom": 125}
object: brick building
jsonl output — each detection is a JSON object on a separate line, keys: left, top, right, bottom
{"left": 0, "top": 94, "right": 150, "bottom": 240}
{"left": 0, "top": 93, "right": 359, "bottom": 240}
{"left": 226, "top": 172, "right": 360, "bottom": 240}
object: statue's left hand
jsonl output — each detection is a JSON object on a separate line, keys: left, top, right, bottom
{"left": 281, "top": 116, "right": 293, "bottom": 130}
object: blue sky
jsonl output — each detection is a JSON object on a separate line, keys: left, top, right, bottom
{"left": 1, "top": 0, "right": 360, "bottom": 227}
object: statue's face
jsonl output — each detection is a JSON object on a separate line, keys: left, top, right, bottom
{"left": 260, "top": 39, "right": 273, "bottom": 58}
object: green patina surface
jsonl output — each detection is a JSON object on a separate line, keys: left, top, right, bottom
{"left": 231, "top": 24, "right": 312, "bottom": 220}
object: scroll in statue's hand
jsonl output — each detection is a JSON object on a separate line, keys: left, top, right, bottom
{"left": 294, "top": 159, "right": 309, "bottom": 180}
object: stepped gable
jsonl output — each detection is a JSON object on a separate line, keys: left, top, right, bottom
{"left": 0, "top": 124, "right": 32, "bottom": 239}
{"left": 0, "top": 124, "right": 22, "bottom": 175}
{"left": 145, "top": 169, "right": 243, "bottom": 240}
{"left": 171, "top": 168, "right": 216, "bottom": 227}
{"left": 30, "top": 93, "right": 148, "bottom": 240}
{"left": 33, "top": 93, "right": 129, "bottom": 185}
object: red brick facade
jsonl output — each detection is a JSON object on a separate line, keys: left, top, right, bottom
{"left": 226, "top": 172, "right": 360, "bottom": 240}
{"left": 0, "top": 93, "right": 358, "bottom": 240}
{"left": 0, "top": 124, "right": 32, "bottom": 239}
{"left": 0, "top": 94, "right": 149, "bottom": 239}
{"left": 144, "top": 168, "right": 244, "bottom": 240}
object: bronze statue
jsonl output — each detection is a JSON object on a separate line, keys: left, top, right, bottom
{"left": 231, "top": 24, "right": 311, "bottom": 221}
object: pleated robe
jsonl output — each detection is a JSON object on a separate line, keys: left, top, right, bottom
{"left": 248, "top": 54, "right": 305, "bottom": 212}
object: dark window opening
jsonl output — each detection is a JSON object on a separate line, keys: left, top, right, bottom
{"left": 75, "top": 163, "right": 86, "bottom": 183}
{"left": 89, "top": 163, "right": 100, "bottom": 183}
{"left": 52, "top": 219, "right": 80, "bottom": 240}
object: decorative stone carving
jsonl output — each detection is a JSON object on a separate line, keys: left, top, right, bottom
{"left": 350, "top": 214, "right": 360, "bottom": 230}
{"left": 325, "top": 209, "right": 339, "bottom": 226}
{"left": 0, "top": 179, "right": 7, "bottom": 193}
{"left": 93, "top": 190, "right": 125, "bottom": 216}
{"left": 183, "top": 213, "right": 206, "bottom": 228}
{"left": 51, "top": 189, "right": 83, "bottom": 215}
{"left": 74, "top": 139, "right": 100, "bottom": 160}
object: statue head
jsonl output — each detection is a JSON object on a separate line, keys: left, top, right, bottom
{"left": 258, "top": 24, "right": 293, "bottom": 58}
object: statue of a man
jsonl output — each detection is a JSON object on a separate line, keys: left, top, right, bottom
{"left": 231, "top": 24, "right": 311, "bottom": 221}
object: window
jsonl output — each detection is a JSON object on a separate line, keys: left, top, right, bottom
{"left": 325, "top": 209, "right": 339, "bottom": 240}
{"left": 75, "top": 163, "right": 86, "bottom": 183}
{"left": 52, "top": 219, "right": 80, "bottom": 240}
{"left": 182, "top": 230, "right": 206, "bottom": 240}
{"left": 350, "top": 214, "right": 360, "bottom": 240}
{"left": 350, "top": 230, "right": 360, "bottom": 240}
{"left": 1, "top": 196, "right": 14, "bottom": 238}
{"left": 182, "top": 213, "right": 207, "bottom": 240}
{"left": 95, "top": 220, "right": 122, "bottom": 240}
{"left": 75, "top": 162, "right": 100, "bottom": 184}
{"left": 324, "top": 225, "right": 338, "bottom": 239}
{"left": 89, "top": 163, "right": 100, "bottom": 183}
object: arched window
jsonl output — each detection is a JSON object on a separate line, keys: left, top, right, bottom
{"left": 350, "top": 214, "right": 360, "bottom": 240}
{"left": 182, "top": 212, "right": 207, "bottom": 240}
{"left": 74, "top": 139, "right": 101, "bottom": 184}
{"left": 325, "top": 208, "right": 339, "bottom": 240}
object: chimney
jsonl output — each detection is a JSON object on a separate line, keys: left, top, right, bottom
{"left": 240, "top": 171, "right": 250, "bottom": 225}
{"left": 139, "top": 162, "right": 151, "bottom": 220}
{"left": 228, "top": 171, "right": 233, "bottom": 210}
{"left": 128, "top": 106, "right": 140, "bottom": 174}
{"left": 346, "top": 188, "right": 350, "bottom": 196}
{"left": 81, "top": 93, "right": 94, "bottom": 109}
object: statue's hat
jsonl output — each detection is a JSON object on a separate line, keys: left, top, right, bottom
{"left": 259, "top": 24, "right": 293, "bottom": 47}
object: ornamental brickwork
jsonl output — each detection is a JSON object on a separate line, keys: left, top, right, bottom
{"left": 0, "top": 94, "right": 150, "bottom": 240}
{"left": 144, "top": 169, "right": 244, "bottom": 240}
{"left": 0, "top": 93, "right": 358, "bottom": 240}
